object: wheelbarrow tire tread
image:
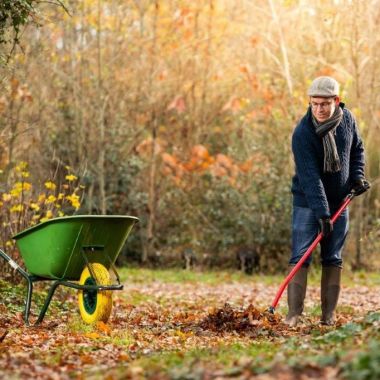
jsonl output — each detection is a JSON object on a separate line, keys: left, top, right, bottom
{"left": 78, "top": 263, "right": 112, "bottom": 324}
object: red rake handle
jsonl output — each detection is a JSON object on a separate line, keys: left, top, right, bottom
{"left": 268, "top": 193, "right": 354, "bottom": 313}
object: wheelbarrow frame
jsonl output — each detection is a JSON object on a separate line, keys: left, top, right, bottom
{"left": 0, "top": 215, "right": 138, "bottom": 326}
{"left": 0, "top": 245, "right": 123, "bottom": 325}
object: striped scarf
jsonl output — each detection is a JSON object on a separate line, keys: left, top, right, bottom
{"left": 310, "top": 105, "right": 343, "bottom": 173}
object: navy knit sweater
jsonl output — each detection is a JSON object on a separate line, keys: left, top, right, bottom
{"left": 291, "top": 104, "right": 365, "bottom": 220}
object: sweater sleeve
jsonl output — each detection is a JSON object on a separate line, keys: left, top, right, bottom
{"left": 349, "top": 112, "right": 365, "bottom": 182}
{"left": 292, "top": 130, "right": 330, "bottom": 219}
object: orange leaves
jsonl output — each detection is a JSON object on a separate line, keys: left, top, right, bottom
{"left": 162, "top": 152, "right": 180, "bottom": 168}
{"left": 136, "top": 139, "right": 152, "bottom": 156}
{"left": 136, "top": 138, "right": 166, "bottom": 157}
{"left": 315, "top": 67, "right": 336, "bottom": 78}
{"left": 198, "top": 303, "right": 282, "bottom": 334}
{"left": 10, "top": 78, "right": 33, "bottom": 103}
{"left": 83, "top": 331, "right": 101, "bottom": 340}
{"left": 191, "top": 144, "right": 209, "bottom": 159}
{"left": 79, "top": 354, "right": 96, "bottom": 365}
{"left": 247, "top": 152, "right": 271, "bottom": 176}
{"left": 162, "top": 152, "right": 178, "bottom": 168}
{"left": 0, "top": 97, "right": 6, "bottom": 115}
{"left": 239, "top": 64, "right": 251, "bottom": 75}
{"left": 222, "top": 95, "right": 258, "bottom": 115}
{"left": 160, "top": 145, "right": 269, "bottom": 189}
{"left": 222, "top": 96, "right": 243, "bottom": 113}
{"left": 239, "top": 64, "right": 259, "bottom": 92}
{"left": 157, "top": 69, "right": 168, "bottom": 81}
{"left": 212, "top": 69, "right": 224, "bottom": 82}
{"left": 82, "top": 322, "right": 112, "bottom": 339}
{"left": 184, "top": 145, "right": 214, "bottom": 172}
{"left": 250, "top": 35, "right": 261, "bottom": 47}
{"left": 96, "top": 321, "right": 112, "bottom": 335}
{"left": 0, "top": 78, "right": 33, "bottom": 118}
{"left": 173, "top": 7, "right": 194, "bottom": 30}
{"left": 209, "top": 154, "right": 238, "bottom": 184}
{"left": 82, "top": 322, "right": 111, "bottom": 340}
{"left": 167, "top": 95, "right": 186, "bottom": 114}
{"left": 161, "top": 145, "right": 213, "bottom": 186}
{"left": 238, "top": 157, "right": 254, "bottom": 173}
{"left": 262, "top": 88, "right": 274, "bottom": 102}
{"left": 162, "top": 152, "right": 185, "bottom": 186}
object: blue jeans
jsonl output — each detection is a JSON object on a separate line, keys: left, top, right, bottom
{"left": 290, "top": 206, "right": 349, "bottom": 267}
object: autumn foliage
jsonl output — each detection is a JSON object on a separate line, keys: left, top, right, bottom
{"left": 0, "top": 0, "right": 378, "bottom": 269}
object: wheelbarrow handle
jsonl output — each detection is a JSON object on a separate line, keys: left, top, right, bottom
{"left": 0, "top": 249, "right": 36, "bottom": 325}
{"left": 0, "top": 249, "right": 30, "bottom": 280}
{"left": 268, "top": 192, "right": 355, "bottom": 314}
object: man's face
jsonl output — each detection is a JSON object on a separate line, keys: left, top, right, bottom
{"left": 310, "top": 96, "right": 340, "bottom": 123}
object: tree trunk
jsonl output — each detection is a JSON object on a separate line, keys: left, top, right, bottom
{"left": 97, "top": 0, "right": 107, "bottom": 214}
{"left": 141, "top": 0, "right": 159, "bottom": 263}
{"left": 267, "top": 0, "right": 293, "bottom": 95}
{"left": 144, "top": 117, "right": 158, "bottom": 263}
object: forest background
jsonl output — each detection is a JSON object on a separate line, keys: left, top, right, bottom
{"left": 0, "top": 0, "right": 379, "bottom": 276}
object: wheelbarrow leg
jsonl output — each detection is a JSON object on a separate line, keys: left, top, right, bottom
{"left": 23, "top": 277, "right": 34, "bottom": 325}
{"left": 35, "top": 280, "right": 62, "bottom": 325}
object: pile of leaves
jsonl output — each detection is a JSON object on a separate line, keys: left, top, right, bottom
{"left": 198, "top": 303, "right": 282, "bottom": 334}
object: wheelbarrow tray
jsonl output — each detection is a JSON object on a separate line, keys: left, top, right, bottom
{"left": 13, "top": 215, "right": 138, "bottom": 281}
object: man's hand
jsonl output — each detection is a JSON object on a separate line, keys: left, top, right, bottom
{"left": 319, "top": 218, "right": 333, "bottom": 237}
{"left": 352, "top": 178, "right": 371, "bottom": 196}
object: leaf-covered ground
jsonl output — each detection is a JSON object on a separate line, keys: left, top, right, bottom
{"left": 1, "top": 268, "right": 379, "bottom": 379}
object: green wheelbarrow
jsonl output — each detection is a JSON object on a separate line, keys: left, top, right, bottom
{"left": 0, "top": 215, "right": 138, "bottom": 326}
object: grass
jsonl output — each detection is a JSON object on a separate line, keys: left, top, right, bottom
{"left": 118, "top": 266, "right": 380, "bottom": 289}
{"left": 343, "top": 270, "right": 380, "bottom": 287}
{"left": 0, "top": 279, "right": 26, "bottom": 314}
{"left": 118, "top": 266, "right": 290, "bottom": 288}
{"left": 122, "top": 290, "right": 157, "bottom": 306}
{"left": 118, "top": 266, "right": 274, "bottom": 284}
{"left": 114, "top": 340, "right": 279, "bottom": 377}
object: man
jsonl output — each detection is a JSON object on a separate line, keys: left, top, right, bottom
{"left": 287, "top": 76, "right": 370, "bottom": 327}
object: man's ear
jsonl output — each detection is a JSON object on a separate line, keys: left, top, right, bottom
{"left": 334, "top": 96, "right": 340, "bottom": 105}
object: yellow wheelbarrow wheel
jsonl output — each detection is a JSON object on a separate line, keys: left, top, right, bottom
{"left": 78, "top": 263, "right": 112, "bottom": 324}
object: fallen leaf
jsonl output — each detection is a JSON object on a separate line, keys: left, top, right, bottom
{"left": 84, "top": 332, "right": 101, "bottom": 340}
{"left": 96, "top": 321, "right": 111, "bottom": 335}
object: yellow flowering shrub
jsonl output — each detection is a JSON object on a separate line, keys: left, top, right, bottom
{"left": 0, "top": 162, "right": 84, "bottom": 271}
{"left": 44, "top": 181, "right": 56, "bottom": 190}
{"left": 65, "top": 174, "right": 78, "bottom": 182}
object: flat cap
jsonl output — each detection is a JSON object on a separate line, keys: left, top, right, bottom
{"left": 307, "top": 76, "right": 339, "bottom": 97}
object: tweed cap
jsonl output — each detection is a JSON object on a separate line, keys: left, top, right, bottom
{"left": 308, "top": 76, "right": 339, "bottom": 97}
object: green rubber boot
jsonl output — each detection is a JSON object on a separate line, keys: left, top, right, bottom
{"left": 285, "top": 265, "right": 308, "bottom": 327}
{"left": 321, "top": 266, "right": 342, "bottom": 325}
